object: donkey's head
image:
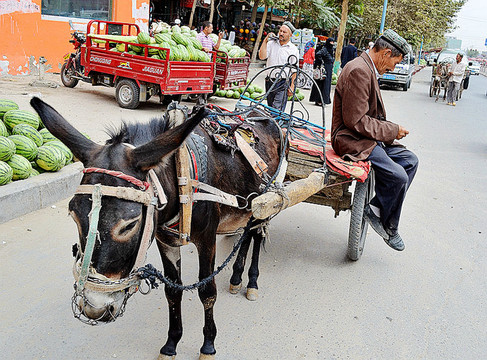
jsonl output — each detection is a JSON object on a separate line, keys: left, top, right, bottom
{"left": 31, "top": 97, "right": 207, "bottom": 322}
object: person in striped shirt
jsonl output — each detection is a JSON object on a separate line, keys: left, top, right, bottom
{"left": 197, "top": 21, "right": 223, "bottom": 53}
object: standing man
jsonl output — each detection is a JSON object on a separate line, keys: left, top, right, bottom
{"left": 446, "top": 53, "right": 466, "bottom": 106}
{"left": 258, "top": 21, "right": 299, "bottom": 112}
{"left": 340, "top": 37, "right": 358, "bottom": 69}
{"left": 331, "top": 29, "right": 419, "bottom": 251}
{"left": 197, "top": 21, "right": 223, "bottom": 53}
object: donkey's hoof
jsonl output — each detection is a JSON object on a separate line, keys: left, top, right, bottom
{"left": 246, "top": 288, "right": 258, "bottom": 301}
{"left": 199, "top": 353, "right": 215, "bottom": 360}
{"left": 157, "top": 354, "right": 175, "bottom": 360}
{"left": 229, "top": 283, "right": 242, "bottom": 294}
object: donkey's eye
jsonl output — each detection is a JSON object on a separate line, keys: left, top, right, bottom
{"left": 122, "top": 220, "right": 138, "bottom": 234}
{"left": 112, "top": 215, "right": 142, "bottom": 242}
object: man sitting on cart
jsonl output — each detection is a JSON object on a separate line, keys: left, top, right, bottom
{"left": 331, "top": 29, "right": 419, "bottom": 251}
{"left": 197, "top": 21, "right": 223, "bottom": 53}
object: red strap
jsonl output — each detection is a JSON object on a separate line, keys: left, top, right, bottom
{"left": 83, "top": 167, "right": 150, "bottom": 190}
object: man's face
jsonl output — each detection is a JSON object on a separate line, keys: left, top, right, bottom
{"left": 204, "top": 24, "right": 213, "bottom": 35}
{"left": 375, "top": 49, "right": 403, "bottom": 75}
{"left": 279, "top": 26, "right": 292, "bottom": 43}
{"left": 456, "top": 54, "right": 463, "bottom": 63}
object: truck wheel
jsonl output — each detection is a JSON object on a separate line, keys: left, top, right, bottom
{"left": 347, "top": 172, "right": 374, "bottom": 261}
{"left": 463, "top": 76, "right": 470, "bottom": 89}
{"left": 162, "top": 94, "right": 182, "bottom": 105}
{"left": 60, "top": 63, "right": 79, "bottom": 88}
{"left": 403, "top": 81, "right": 408, "bottom": 91}
{"left": 116, "top": 79, "right": 140, "bottom": 109}
{"left": 429, "top": 81, "right": 434, "bottom": 97}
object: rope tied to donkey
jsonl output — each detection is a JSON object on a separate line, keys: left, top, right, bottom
{"left": 137, "top": 217, "right": 254, "bottom": 291}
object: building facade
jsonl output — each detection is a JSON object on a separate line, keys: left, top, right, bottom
{"left": 0, "top": 0, "right": 150, "bottom": 76}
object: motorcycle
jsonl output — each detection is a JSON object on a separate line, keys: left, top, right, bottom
{"left": 61, "top": 22, "right": 86, "bottom": 88}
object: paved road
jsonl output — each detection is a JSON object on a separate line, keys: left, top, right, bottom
{"left": 1, "top": 68, "right": 486, "bottom": 360}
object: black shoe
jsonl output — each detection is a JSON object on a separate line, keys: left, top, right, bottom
{"left": 384, "top": 231, "right": 405, "bottom": 251}
{"left": 364, "top": 205, "right": 389, "bottom": 239}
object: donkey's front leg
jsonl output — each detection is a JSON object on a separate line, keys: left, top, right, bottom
{"left": 195, "top": 238, "right": 218, "bottom": 359}
{"left": 157, "top": 241, "right": 183, "bottom": 360}
{"left": 246, "top": 227, "right": 264, "bottom": 301}
{"left": 229, "top": 230, "right": 253, "bottom": 294}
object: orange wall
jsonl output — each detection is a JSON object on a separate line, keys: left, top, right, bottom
{"left": 0, "top": 0, "right": 149, "bottom": 76}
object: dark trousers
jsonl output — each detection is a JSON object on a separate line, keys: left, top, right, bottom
{"left": 265, "top": 78, "right": 288, "bottom": 113}
{"left": 368, "top": 143, "right": 419, "bottom": 234}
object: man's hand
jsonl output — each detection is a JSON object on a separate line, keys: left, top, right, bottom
{"left": 396, "top": 125, "right": 409, "bottom": 140}
{"left": 218, "top": 32, "right": 224, "bottom": 40}
{"left": 202, "top": 47, "right": 210, "bottom": 53}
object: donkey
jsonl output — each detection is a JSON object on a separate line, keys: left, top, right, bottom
{"left": 31, "top": 97, "right": 282, "bottom": 359}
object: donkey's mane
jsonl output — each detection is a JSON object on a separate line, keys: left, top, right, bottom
{"left": 105, "top": 116, "right": 170, "bottom": 147}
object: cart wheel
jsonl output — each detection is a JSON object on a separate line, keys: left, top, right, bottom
{"left": 429, "top": 80, "right": 434, "bottom": 97}
{"left": 60, "top": 63, "right": 79, "bottom": 88}
{"left": 116, "top": 79, "right": 140, "bottom": 109}
{"left": 347, "top": 171, "right": 375, "bottom": 261}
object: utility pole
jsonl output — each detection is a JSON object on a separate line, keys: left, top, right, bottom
{"left": 379, "top": 0, "right": 388, "bottom": 34}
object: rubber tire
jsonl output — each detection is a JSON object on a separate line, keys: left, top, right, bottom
{"left": 116, "top": 79, "right": 140, "bottom": 109}
{"left": 162, "top": 94, "right": 182, "bottom": 105}
{"left": 347, "top": 172, "right": 374, "bottom": 261}
{"left": 429, "top": 80, "right": 434, "bottom": 97}
{"left": 408, "top": 79, "right": 412, "bottom": 89}
{"left": 402, "top": 81, "right": 408, "bottom": 91}
{"left": 463, "top": 76, "right": 469, "bottom": 89}
{"left": 60, "top": 63, "right": 79, "bottom": 88}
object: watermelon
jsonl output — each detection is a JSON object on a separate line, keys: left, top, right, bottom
{"left": 244, "top": 92, "right": 251, "bottom": 98}
{"left": 178, "top": 44, "right": 190, "bottom": 61}
{"left": 0, "top": 99, "right": 19, "bottom": 119}
{"left": 0, "top": 120, "right": 8, "bottom": 137}
{"left": 48, "top": 140, "right": 73, "bottom": 163}
{"left": 12, "top": 124, "right": 43, "bottom": 146}
{"left": 9, "top": 134, "right": 38, "bottom": 161}
{"left": 0, "top": 136, "right": 16, "bottom": 161}
{"left": 171, "top": 32, "right": 189, "bottom": 46}
{"left": 39, "top": 128, "right": 58, "bottom": 143}
{"left": 0, "top": 160, "right": 13, "bottom": 185}
{"left": 226, "top": 90, "right": 234, "bottom": 98}
{"left": 171, "top": 25, "right": 181, "bottom": 33}
{"left": 208, "top": 34, "right": 218, "bottom": 43}
{"left": 219, "top": 90, "right": 226, "bottom": 97}
{"left": 3, "top": 110, "right": 40, "bottom": 130}
{"left": 233, "top": 91, "right": 240, "bottom": 99}
{"left": 29, "top": 168, "right": 40, "bottom": 177}
{"left": 7, "top": 154, "right": 32, "bottom": 180}
{"left": 36, "top": 145, "right": 65, "bottom": 171}
{"left": 137, "top": 32, "right": 151, "bottom": 45}
{"left": 188, "top": 37, "right": 202, "bottom": 50}
{"left": 190, "top": 30, "right": 198, "bottom": 38}
{"left": 254, "top": 85, "right": 264, "bottom": 93}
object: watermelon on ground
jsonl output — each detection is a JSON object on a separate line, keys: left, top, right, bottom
{"left": 0, "top": 160, "right": 13, "bottom": 185}
{"left": 12, "top": 124, "right": 43, "bottom": 147}
{"left": 9, "top": 134, "right": 38, "bottom": 161}
{"left": 36, "top": 145, "right": 65, "bottom": 171}
{"left": 0, "top": 136, "right": 16, "bottom": 161}
{"left": 3, "top": 110, "right": 40, "bottom": 130}
{"left": 7, "top": 154, "right": 32, "bottom": 180}
{"left": 225, "top": 90, "right": 234, "bottom": 98}
{"left": 39, "top": 128, "right": 58, "bottom": 143}
{"left": 0, "top": 99, "right": 19, "bottom": 119}
{"left": 0, "top": 120, "right": 8, "bottom": 137}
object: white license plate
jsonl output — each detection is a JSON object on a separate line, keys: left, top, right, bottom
{"left": 382, "top": 74, "right": 395, "bottom": 80}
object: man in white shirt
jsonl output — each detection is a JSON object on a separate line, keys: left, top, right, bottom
{"left": 446, "top": 53, "right": 466, "bottom": 106}
{"left": 258, "top": 21, "right": 299, "bottom": 112}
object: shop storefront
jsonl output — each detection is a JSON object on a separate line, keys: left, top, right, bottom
{"left": 0, "top": 0, "right": 150, "bottom": 76}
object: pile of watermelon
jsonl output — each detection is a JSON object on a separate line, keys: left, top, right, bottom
{"left": 0, "top": 99, "right": 74, "bottom": 186}
{"left": 89, "top": 24, "right": 248, "bottom": 62}
{"left": 214, "top": 84, "right": 265, "bottom": 100}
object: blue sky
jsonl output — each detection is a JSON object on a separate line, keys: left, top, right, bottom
{"left": 447, "top": 0, "right": 487, "bottom": 51}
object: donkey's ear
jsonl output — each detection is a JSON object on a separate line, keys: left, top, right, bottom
{"left": 30, "top": 97, "right": 103, "bottom": 164}
{"left": 132, "top": 106, "right": 209, "bottom": 170}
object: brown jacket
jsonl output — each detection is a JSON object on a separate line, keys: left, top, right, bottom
{"left": 331, "top": 52, "right": 399, "bottom": 161}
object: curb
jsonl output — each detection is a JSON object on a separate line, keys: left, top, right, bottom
{"left": 0, "top": 162, "right": 83, "bottom": 224}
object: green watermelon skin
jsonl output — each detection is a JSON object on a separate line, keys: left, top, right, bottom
{"left": 0, "top": 99, "right": 19, "bottom": 118}
{"left": 0, "top": 136, "right": 16, "bottom": 162}
{"left": 8, "top": 134, "right": 38, "bottom": 161}
{"left": 39, "top": 128, "right": 58, "bottom": 144}
{"left": 3, "top": 110, "right": 40, "bottom": 130}
{"left": 137, "top": 32, "right": 151, "bottom": 45}
{"left": 0, "top": 160, "right": 13, "bottom": 185}
{"left": 36, "top": 145, "right": 65, "bottom": 171}
{"left": 7, "top": 154, "right": 32, "bottom": 180}
{"left": 48, "top": 140, "right": 73, "bottom": 163}
{"left": 0, "top": 120, "right": 8, "bottom": 137}
{"left": 12, "top": 124, "right": 43, "bottom": 147}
